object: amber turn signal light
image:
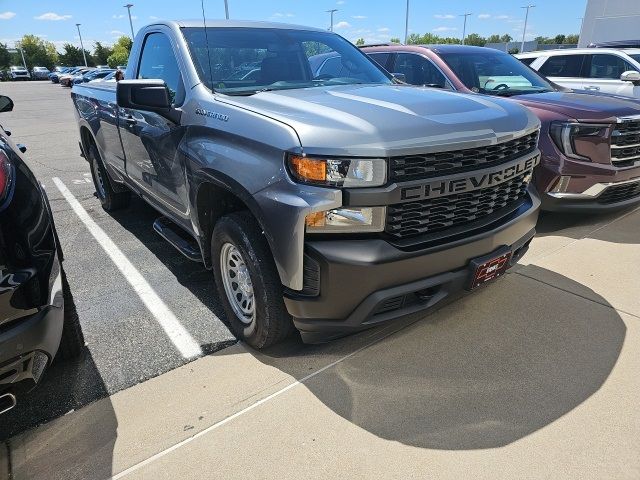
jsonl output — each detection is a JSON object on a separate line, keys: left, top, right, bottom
{"left": 289, "top": 155, "right": 327, "bottom": 183}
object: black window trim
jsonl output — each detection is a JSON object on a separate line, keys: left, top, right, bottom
{"left": 538, "top": 53, "right": 587, "bottom": 78}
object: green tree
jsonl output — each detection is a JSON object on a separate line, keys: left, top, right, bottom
{"left": 355, "top": 38, "right": 365, "bottom": 46}
{"left": 58, "top": 43, "right": 93, "bottom": 66}
{"left": 565, "top": 34, "right": 579, "bottom": 44}
{"left": 508, "top": 47, "right": 520, "bottom": 54}
{"left": 464, "top": 33, "right": 486, "bottom": 46}
{"left": 390, "top": 37, "right": 401, "bottom": 44}
{"left": 93, "top": 42, "right": 113, "bottom": 66}
{"left": 0, "top": 43, "right": 11, "bottom": 70}
{"left": 107, "top": 36, "right": 133, "bottom": 67}
{"left": 554, "top": 34, "right": 566, "bottom": 45}
{"left": 16, "top": 34, "right": 59, "bottom": 70}
{"left": 500, "top": 34, "right": 513, "bottom": 43}
{"left": 486, "top": 34, "right": 501, "bottom": 43}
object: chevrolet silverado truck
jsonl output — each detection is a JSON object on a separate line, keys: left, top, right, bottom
{"left": 71, "top": 20, "right": 541, "bottom": 348}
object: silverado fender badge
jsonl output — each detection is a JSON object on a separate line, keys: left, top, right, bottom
{"left": 195, "top": 108, "right": 229, "bottom": 122}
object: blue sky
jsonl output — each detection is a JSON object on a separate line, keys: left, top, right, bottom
{"left": 0, "top": 0, "right": 587, "bottom": 50}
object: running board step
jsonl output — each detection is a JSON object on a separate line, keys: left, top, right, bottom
{"left": 153, "top": 217, "right": 203, "bottom": 263}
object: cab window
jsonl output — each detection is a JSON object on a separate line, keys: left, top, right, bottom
{"left": 393, "top": 53, "right": 449, "bottom": 88}
{"left": 538, "top": 54, "right": 585, "bottom": 77}
{"left": 586, "top": 54, "right": 636, "bottom": 79}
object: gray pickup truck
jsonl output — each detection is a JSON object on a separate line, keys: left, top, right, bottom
{"left": 72, "top": 20, "right": 541, "bottom": 348}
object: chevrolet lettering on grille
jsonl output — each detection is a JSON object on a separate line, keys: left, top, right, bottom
{"left": 399, "top": 154, "right": 539, "bottom": 202}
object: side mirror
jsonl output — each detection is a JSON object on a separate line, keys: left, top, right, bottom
{"left": 391, "top": 72, "right": 407, "bottom": 83}
{"left": 620, "top": 70, "right": 640, "bottom": 84}
{"left": 0, "top": 95, "right": 14, "bottom": 113}
{"left": 117, "top": 79, "right": 171, "bottom": 112}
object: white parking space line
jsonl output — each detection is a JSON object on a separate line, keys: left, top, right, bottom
{"left": 52, "top": 177, "right": 203, "bottom": 359}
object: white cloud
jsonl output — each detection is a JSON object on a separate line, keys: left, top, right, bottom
{"left": 434, "top": 14, "right": 455, "bottom": 19}
{"left": 0, "top": 11, "right": 16, "bottom": 20}
{"left": 352, "top": 15, "right": 367, "bottom": 19}
{"left": 337, "top": 0, "right": 345, "bottom": 4}
{"left": 35, "top": 12, "right": 72, "bottom": 21}
{"left": 377, "top": 27, "right": 390, "bottom": 32}
{"left": 495, "top": 15, "right": 510, "bottom": 20}
{"left": 433, "top": 26, "right": 458, "bottom": 32}
{"left": 271, "top": 12, "right": 295, "bottom": 18}
{"left": 110, "top": 30, "right": 127, "bottom": 36}
{"left": 334, "top": 21, "right": 351, "bottom": 29}
{"left": 478, "top": 14, "right": 491, "bottom": 19}
{"left": 113, "top": 14, "right": 125, "bottom": 19}
{"left": 149, "top": 16, "right": 159, "bottom": 20}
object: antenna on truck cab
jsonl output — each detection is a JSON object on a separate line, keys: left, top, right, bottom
{"left": 201, "top": 0, "right": 215, "bottom": 92}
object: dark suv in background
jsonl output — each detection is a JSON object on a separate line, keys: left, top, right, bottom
{"left": 359, "top": 44, "right": 640, "bottom": 212}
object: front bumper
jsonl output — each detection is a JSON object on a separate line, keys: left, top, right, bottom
{"left": 0, "top": 304, "right": 64, "bottom": 396}
{"left": 542, "top": 176, "right": 640, "bottom": 212}
{"left": 285, "top": 190, "right": 540, "bottom": 343}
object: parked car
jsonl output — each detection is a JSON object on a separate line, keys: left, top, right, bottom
{"left": 72, "top": 20, "right": 541, "bottom": 348}
{"left": 516, "top": 48, "right": 640, "bottom": 99}
{"left": 31, "top": 66, "right": 51, "bottom": 80}
{"left": 50, "top": 67, "right": 79, "bottom": 83}
{"left": 8, "top": 66, "right": 30, "bottom": 81}
{"left": 72, "top": 69, "right": 115, "bottom": 85}
{"left": 89, "top": 70, "right": 119, "bottom": 82}
{"left": 60, "top": 68, "right": 94, "bottom": 87}
{"left": 361, "top": 44, "right": 640, "bottom": 212}
{"left": 0, "top": 95, "right": 84, "bottom": 416}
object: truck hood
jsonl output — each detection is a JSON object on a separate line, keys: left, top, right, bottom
{"left": 221, "top": 84, "right": 538, "bottom": 157}
{"left": 512, "top": 91, "right": 640, "bottom": 123}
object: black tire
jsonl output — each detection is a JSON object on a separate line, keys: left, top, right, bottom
{"left": 88, "top": 143, "right": 130, "bottom": 211}
{"left": 57, "top": 270, "right": 85, "bottom": 360}
{"left": 212, "top": 212, "right": 292, "bottom": 349}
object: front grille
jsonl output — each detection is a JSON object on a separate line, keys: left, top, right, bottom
{"left": 386, "top": 172, "right": 530, "bottom": 239}
{"left": 597, "top": 180, "right": 640, "bottom": 205}
{"left": 390, "top": 131, "right": 538, "bottom": 182}
{"left": 611, "top": 120, "right": 640, "bottom": 167}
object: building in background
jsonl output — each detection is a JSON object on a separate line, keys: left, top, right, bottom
{"left": 579, "top": 0, "right": 640, "bottom": 47}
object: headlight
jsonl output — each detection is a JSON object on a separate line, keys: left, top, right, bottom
{"left": 288, "top": 155, "right": 387, "bottom": 187}
{"left": 305, "top": 207, "right": 386, "bottom": 233}
{"left": 549, "top": 122, "right": 608, "bottom": 161}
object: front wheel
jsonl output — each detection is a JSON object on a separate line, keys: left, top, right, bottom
{"left": 211, "top": 212, "right": 292, "bottom": 349}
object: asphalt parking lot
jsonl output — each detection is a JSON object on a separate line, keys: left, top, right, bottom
{"left": 1, "top": 80, "right": 639, "bottom": 479}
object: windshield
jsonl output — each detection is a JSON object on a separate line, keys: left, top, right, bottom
{"left": 440, "top": 49, "right": 555, "bottom": 96}
{"left": 181, "top": 27, "right": 392, "bottom": 95}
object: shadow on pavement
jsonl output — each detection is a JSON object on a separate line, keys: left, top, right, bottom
{"left": 535, "top": 206, "right": 639, "bottom": 242}
{"left": 248, "top": 266, "right": 625, "bottom": 450}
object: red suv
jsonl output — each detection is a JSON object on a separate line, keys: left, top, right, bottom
{"left": 358, "top": 44, "right": 640, "bottom": 212}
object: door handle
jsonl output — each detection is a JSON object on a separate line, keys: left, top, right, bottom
{"left": 584, "top": 86, "right": 600, "bottom": 91}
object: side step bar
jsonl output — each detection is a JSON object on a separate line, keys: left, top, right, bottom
{"left": 153, "top": 217, "right": 203, "bottom": 263}
{"left": 0, "top": 393, "right": 16, "bottom": 415}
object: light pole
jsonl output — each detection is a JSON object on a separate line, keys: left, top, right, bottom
{"left": 224, "top": 0, "right": 229, "bottom": 19}
{"left": 460, "top": 13, "right": 472, "bottom": 45}
{"left": 76, "top": 23, "right": 88, "bottom": 66}
{"left": 404, "top": 0, "right": 409, "bottom": 44}
{"left": 15, "top": 42, "right": 28, "bottom": 70}
{"left": 520, "top": 5, "right": 535, "bottom": 53}
{"left": 124, "top": 3, "right": 135, "bottom": 39}
{"left": 326, "top": 9, "right": 338, "bottom": 32}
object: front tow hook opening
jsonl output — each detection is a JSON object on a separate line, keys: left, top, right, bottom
{"left": 0, "top": 392, "right": 17, "bottom": 415}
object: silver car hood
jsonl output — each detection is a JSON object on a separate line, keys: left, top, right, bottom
{"left": 220, "top": 84, "right": 539, "bottom": 157}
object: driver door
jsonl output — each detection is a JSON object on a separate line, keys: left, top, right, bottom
{"left": 118, "top": 29, "right": 189, "bottom": 219}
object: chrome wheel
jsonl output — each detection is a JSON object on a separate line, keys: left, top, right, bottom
{"left": 220, "top": 243, "right": 255, "bottom": 324}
